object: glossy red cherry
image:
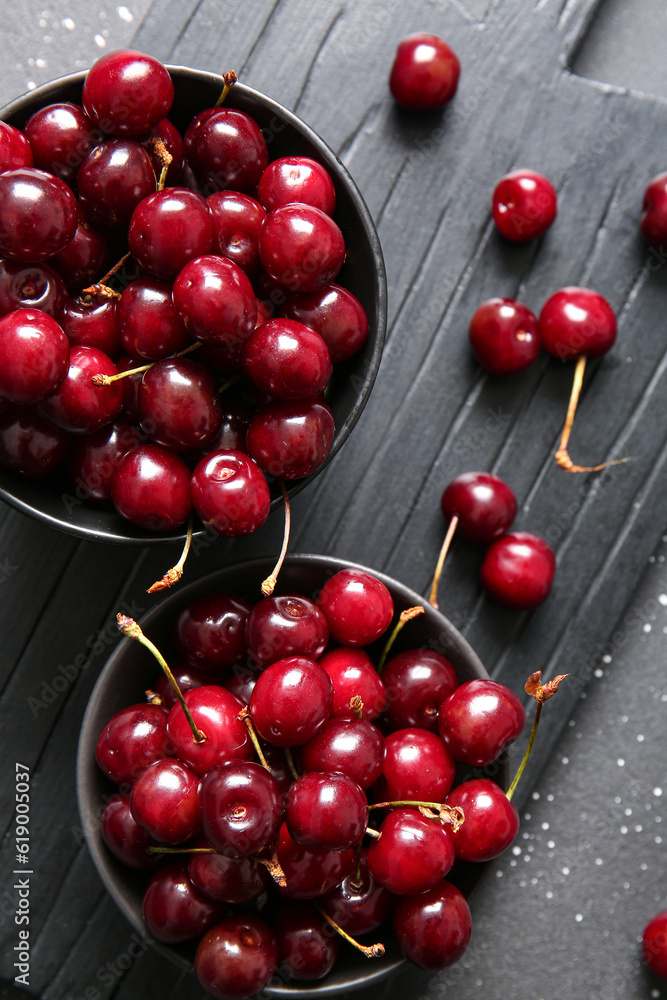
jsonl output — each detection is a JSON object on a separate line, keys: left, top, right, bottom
{"left": 246, "top": 399, "right": 335, "bottom": 480}
{"left": 446, "top": 778, "right": 519, "bottom": 862}
{"left": 285, "top": 771, "right": 368, "bottom": 850}
{"left": 389, "top": 33, "right": 460, "bottom": 110}
{"left": 200, "top": 760, "right": 283, "bottom": 857}
{"left": 68, "top": 419, "right": 141, "bottom": 502}
{"left": 128, "top": 188, "right": 215, "bottom": 281}
{"left": 437, "top": 678, "right": 526, "bottom": 767}
{"left": 258, "top": 157, "right": 336, "bottom": 216}
{"left": 0, "top": 309, "right": 69, "bottom": 404}
{"left": 373, "top": 728, "right": 456, "bottom": 804}
{"left": 366, "top": 808, "right": 454, "bottom": 895}
{"left": 640, "top": 174, "right": 667, "bottom": 245}
{"left": 112, "top": 443, "right": 192, "bottom": 531}
{"left": 259, "top": 204, "right": 345, "bottom": 293}
{"left": 49, "top": 206, "right": 109, "bottom": 291}
{"left": 0, "top": 122, "right": 33, "bottom": 173}
{"left": 142, "top": 862, "right": 222, "bottom": 943}
{"left": 468, "top": 297, "right": 540, "bottom": 375}
{"left": 24, "top": 101, "right": 97, "bottom": 186}
{"left": 0, "top": 260, "right": 67, "bottom": 319}
{"left": 77, "top": 139, "right": 156, "bottom": 229}
{"left": 176, "top": 594, "right": 251, "bottom": 673}
{"left": 492, "top": 169, "right": 557, "bottom": 242}
{"left": 207, "top": 191, "right": 266, "bottom": 274}
{"left": 319, "top": 647, "right": 387, "bottom": 720}
{"left": 243, "top": 318, "right": 332, "bottom": 400}
{"left": 117, "top": 277, "right": 190, "bottom": 360}
{"left": 441, "top": 471, "right": 517, "bottom": 543}
{"left": 95, "top": 702, "right": 169, "bottom": 786}
{"left": 195, "top": 914, "right": 278, "bottom": 1000}
{"left": 185, "top": 107, "right": 269, "bottom": 194}
{"left": 320, "top": 849, "right": 395, "bottom": 935}
{"left": 299, "top": 717, "right": 385, "bottom": 789}
{"left": 277, "top": 822, "right": 355, "bottom": 899}
{"left": 190, "top": 449, "right": 271, "bottom": 536}
{"left": 139, "top": 358, "right": 222, "bottom": 453}
{"left": 173, "top": 254, "right": 257, "bottom": 347}
{"left": 245, "top": 594, "right": 329, "bottom": 668}
{"left": 167, "top": 686, "right": 251, "bottom": 776}
{"left": 130, "top": 757, "right": 200, "bottom": 844}
{"left": 100, "top": 793, "right": 161, "bottom": 870}
{"left": 275, "top": 902, "right": 339, "bottom": 982}
{"left": 316, "top": 569, "right": 393, "bottom": 646}
{"left": 281, "top": 283, "right": 369, "bottom": 364}
{"left": 82, "top": 49, "right": 174, "bottom": 136}
{"left": 382, "top": 649, "right": 458, "bottom": 731}
{"left": 393, "top": 880, "right": 471, "bottom": 971}
{"left": 643, "top": 911, "right": 667, "bottom": 979}
{"left": 0, "top": 167, "right": 77, "bottom": 261}
{"left": 38, "top": 345, "right": 123, "bottom": 434}
{"left": 250, "top": 656, "right": 333, "bottom": 747}
{"left": 480, "top": 531, "right": 556, "bottom": 609}
{"left": 538, "top": 286, "right": 616, "bottom": 361}
{"left": 0, "top": 405, "right": 70, "bottom": 479}
{"left": 188, "top": 840, "right": 268, "bottom": 904}
{"left": 60, "top": 297, "right": 120, "bottom": 358}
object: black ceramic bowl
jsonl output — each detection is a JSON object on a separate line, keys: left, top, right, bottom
{"left": 77, "top": 554, "right": 510, "bottom": 998}
{"left": 0, "top": 67, "right": 386, "bottom": 544}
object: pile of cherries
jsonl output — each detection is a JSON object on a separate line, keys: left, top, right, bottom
{"left": 95, "top": 566, "right": 544, "bottom": 999}
{"left": 0, "top": 49, "right": 369, "bottom": 535}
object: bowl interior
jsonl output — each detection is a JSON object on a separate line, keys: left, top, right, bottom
{"left": 77, "top": 554, "right": 509, "bottom": 998}
{"left": 0, "top": 68, "right": 386, "bottom": 544}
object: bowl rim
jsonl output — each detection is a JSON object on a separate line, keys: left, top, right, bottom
{"left": 76, "top": 552, "right": 507, "bottom": 998}
{"left": 0, "top": 67, "right": 387, "bottom": 546}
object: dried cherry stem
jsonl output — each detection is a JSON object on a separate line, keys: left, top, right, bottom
{"left": 315, "top": 906, "right": 385, "bottom": 958}
{"left": 257, "top": 850, "right": 286, "bottom": 888}
{"left": 377, "top": 605, "right": 425, "bottom": 673}
{"left": 91, "top": 341, "right": 202, "bottom": 385}
{"left": 555, "top": 353, "right": 628, "bottom": 473}
{"left": 148, "top": 845, "right": 214, "bottom": 854}
{"left": 82, "top": 252, "right": 132, "bottom": 299}
{"left": 147, "top": 518, "right": 193, "bottom": 593}
{"left": 429, "top": 513, "right": 459, "bottom": 609}
{"left": 348, "top": 695, "right": 364, "bottom": 720}
{"left": 145, "top": 689, "right": 162, "bottom": 705}
{"left": 237, "top": 706, "right": 269, "bottom": 770}
{"left": 117, "top": 614, "right": 206, "bottom": 744}
{"left": 369, "top": 801, "right": 464, "bottom": 831}
{"left": 261, "top": 482, "right": 291, "bottom": 596}
{"left": 364, "top": 826, "right": 380, "bottom": 839}
{"left": 150, "top": 136, "right": 173, "bottom": 191}
{"left": 215, "top": 70, "right": 237, "bottom": 106}
{"left": 506, "top": 669, "right": 569, "bottom": 801}
{"left": 284, "top": 747, "right": 299, "bottom": 781}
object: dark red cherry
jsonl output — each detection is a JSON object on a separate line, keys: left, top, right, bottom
{"left": 173, "top": 254, "right": 257, "bottom": 348}
{"left": 190, "top": 449, "right": 270, "bottom": 536}
{"left": 176, "top": 594, "right": 251, "bottom": 673}
{"left": 38, "top": 345, "right": 123, "bottom": 433}
{"left": 207, "top": 191, "right": 266, "bottom": 274}
{"left": 319, "top": 647, "right": 387, "bottom": 721}
{"left": 316, "top": 569, "right": 394, "bottom": 646}
{"left": 382, "top": 649, "right": 458, "bottom": 731}
{"left": 259, "top": 204, "right": 345, "bottom": 293}
{"left": 117, "top": 277, "right": 190, "bottom": 360}
{"left": 277, "top": 822, "right": 355, "bottom": 899}
{"left": 373, "top": 728, "right": 456, "bottom": 804}
{"left": 320, "top": 849, "right": 395, "bottom": 935}
{"left": 250, "top": 656, "right": 333, "bottom": 747}
{"left": 538, "top": 286, "right": 617, "bottom": 361}
{"left": 366, "top": 808, "right": 455, "bottom": 895}
{"left": 0, "top": 122, "right": 33, "bottom": 173}
{"left": 82, "top": 49, "right": 174, "bottom": 136}
{"left": 77, "top": 139, "right": 156, "bottom": 229}
{"left": 393, "top": 880, "right": 471, "bottom": 971}
{"left": 112, "top": 443, "right": 192, "bottom": 531}
{"left": 185, "top": 108, "right": 269, "bottom": 194}
{"left": 281, "top": 283, "right": 369, "bottom": 364}
{"left": 142, "top": 118, "right": 184, "bottom": 185}
{"left": 167, "top": 685, "right": 251, "bottom": 776}
{"left": 24, "top": 102, "right": 98, "bottom": 186}
{"left": 275, "top": 901, "right": 339, "bottom": 982}
{"left": 246, "top": 398, "right": 335, "bottom": 480}
{"left": 130, "top": 757, "right": 200, "bottom": 844}
{"left": 258, "top": 157, "right": 336, "bottom": 216}
{"left": 68, "top": 419, "right": 141, "bottom": 501}
{"left": 389, "top": 33, "right": 460, "bottom": 110}
{"left": 243, "top": 318, "right": 332, "bottom": 400}
{"left": 492, "top": 170, "right": 557, "bottom": 242}
{"left": 641, "top": 174, "right": 667, "bottom": 245}
{"left": 95, "top": 702, "right": 169, "bottom": 786}
{"left": 142, "top": 862, "right": 222, "bottom": 943}
{"left": 245, "top": 595, "right": 329, "bottom": 668}
{"left": 200, "top": 760, "right": 283, "bottom": 857}
{"left": 643, "top": 911, "right": 667, "bottom": 979}
{"left": 128, "top": 188, "right": 215, "bottom": 281}
{"left": 299, "top": 717, "right": 385, "bottom": 789}
{"left": 139, "top": 358, "right": 222, "bottom": 453}
{"left": 468, "top": 297, "right": 540, "bottom": 375}
{"left": 437, "top": 678, "right": 526, "bottom": 767}
{"left": 0, "top": 260, "right": 67, "bottom": 319}
{"left": 48, "top": 206, "right": 109, "bottom": 291}
{"left": 195, "top": 914, "right": 278, "bottom": 1000}
{"left": 446, "top": 778, "right": 519, "bottom": 862}
{"left": 0, "top": 167, "right": 77, "bottom": 261}
{"left": 480, "top": 531, "right": 556, "bottom": 609}
{"left": 60, "top": 296, "right": 120, "bottom": 358}
{"left": 100, "top": 793, "right": 161, "bottom": 870}
{"left": 285, "top": 771, "right": 368, "bottom": 850}
{"left": 0, "top": 405, "right": 70, "bottom": 478}
{"left": 189, "top": 839, "right": 268, "bottom": 904}
{"left": 441, "top": 471, "right": 517, "bottom": 543}
{"left": 0, "top": 309, "right": 69, "bottom": 403}
{"left": 187, "top": 396, "right": 253, "bottom": 461}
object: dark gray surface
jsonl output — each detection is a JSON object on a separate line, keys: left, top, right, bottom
{"left": 0, "top": 1, "right": 666, "bottom": 999}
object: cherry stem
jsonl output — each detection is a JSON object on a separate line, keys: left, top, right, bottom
{"left": 257, "top": 847, "right": 286, "bottom": 887}
{"left": 284, "top": 746, "right": 299, "bottom": 781}
{"left": 91, "top": 341, "right": 202, "bottom": 386}
{"left": 506, "top": 669, "right": 569, "bottom": 801}
{"left": 215, "top": 70, "right": 237, "bottom": 106}
{"left": 429, "top": 514, "right": 459, "bottom": 609}
{"left": 82, "top": 252, "right": 133, "bottom": 300}
{"left": 116, "top": 614, "right": 206, "bottom": 744}
{"left": 261, "top": 482, "right": 291, "bottom": 596}
{"left": 147, "top": 518, "right": 193, "bottom": 594}
{"left": 506, "top": 703, "right": 541, "bottom": 802}
{"left": 219, "top": 374, "right": 241, "bottom": 395}
{"left": 148, "top": 845, "right": 214, "bottom": 854}
{"left": 364, "top": 827, "right": 380, "bottom": 839}
{"left": 145, "top": 689, "right": 162, "bottom": 705}
{"left": 377, "top": 605, "right": 425, "bottom": 673}
{"left": 368, "top": 800, "right": 464, "bottom": 831}
{"left": 237, "top": 706, "right": 269, "bottom": 770}
{"left": 348, "top": 695, "right": 364, "bottom": 720}
{"left": 315, "top": 906, "right": 385, "bottom": 958}
{"left": 150, "top": 136, "right": 173, "bottom": 192}
{"left": 555, "top": 353, "right": 628, "bottom": 473}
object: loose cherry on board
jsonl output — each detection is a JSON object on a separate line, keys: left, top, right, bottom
{"left": 643, "top": 911, "right": 667, "bottom": 979}
{"left": 468, "top": 297, "right": 540, "bottom": 375}
{"left": 389, "top": 33, "right": 460, "bottom": 110}
{"left": 480, "top": 531, "right": 555, "bottom": 610}
{"left": 316, "top": 569, "right": 394, "bottom": 646}
{"left": 492, "top": 169, "right": 557, "bottom": 242}
{"left": 393, "top": 881, "right": 471, "bottom": 971}
{"left": 539, "top": 286, "right": 624, "bottom": 473}
{"left": 437, "top": 678, "right": 526, "bottom": 767}
{"left": 640, "top": 174, "right": 667, "bottom": 246}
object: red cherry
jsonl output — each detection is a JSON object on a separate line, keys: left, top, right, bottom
{"left": 437, "top": 678, "right": 526, "bottom": 767}
{"left": 49, "top": 206, "right": 109, "bottom": 292}
{"left": 0, "top": 260, "right": 67, "bottom": 319}
{"left": 0, "top": 167, "right": 77, "bottom": 261}
{"left": 246, "top": 398, "right": 335, "bottom": 480}
{"left": 60, "top": 297, "right": 120, "bottom": 358}
{"left": 316, "top": 569, "right": 394, "bottom": 646}
{"left": 258, "top": 156, "right": 336, "bottom": 216}
{"left": 641, "top": 174, "right": 667, "bottom": 245}
{"left": 320, "top": 849, "right": 395, "bottom": 935}
{"left": 128, "top": 188, "right": 215, "bottom": 282}
{"left": 446, "top": 778, "right": 519, "bottom": 862}
{"left": 111, "top": 443, "right": 193, "bottom": 531}
{"left": 389, "top": 33, "right": 460, "bottom": 110}
{"left": 77, "top": 139, "right": 156, "bottom": 229}
{"left": 24, "top": 101, "right": 97, "bottom": 186}
{"left": 0, "top": 405, "right": 70, "bottom": 479}
{"left": 538, "top": 286, "right": 616, "bottom": 361}
{"left": 173, "top": 254, "right": 257, "bottom": 348}
{"left": 250, "top": 656, "right": 333, "bottom": 747}
{"left": 139, "top": 358, "right": 222, "bottom": 453}
{"left": 480, "top": 531, "right": 556, "bottom": 609}
{"left": 130, "top": 757, "right": 200, "bottom": 845}
{"left": 0, "top": 309, "right": 69, "bottom": 404}
{"left": 68, "top": 419, "right": 141, "bottom": 502}
{"left": 167, "top": 685, "right": 252, "bottom": 775}
{"left": 285, "top": 771, "right": 368, "bottom": 850}
{"left": 468, "top": 297, "right": 540, "bottom": 375}
{"left": 441, "top": 471, "right": 517, "bottom": 543}
{"left": 242, "top": 318, "right": 332, "bottom": 401}
{"left": 195, "top": 914, "right": 278, "bottom": 1000}
{"left": 141, "top": 117, "right": 184, "bottom": 185}
{"left": 277, "top": 822, "right": 355, "bottom": 899}
{"left": 82, "top": 49, "right": 174, "bottom": 136}
{"left": 274, "top": 901, "right": 339, "bottom": 982}
{"left": 373, "top": 728, "right": 456, "bottom": 804}
{"left": 259, "top": 204, "right": 345, "bottom": 293}
{"left": 199, "top": 760, "right": 283, "bottom": 857}
{"left": 281, "top": 283, "right": 369, "bottom": 364}
{"left": 95, "top": 702, "right": 169, "bottom": 786}
{"left": 100, "top": 793, "right": 161, "bottom": 870}
{"left": 176, "top": 594, "right": 251, "bottom": 673}
{"left": 38, "top": 345, "right": 123, "bottom": 434}
{"left": 117, "top": 277, "right": 190, "bottom": 360}
{"left": 244, "top": 594, "right": 329, "bottom": 668}
{"left": 319, "top": 647, "right": 387, "bottom": 720}
{"left": 643, "top": 911, "right": 667, "bottom": 979}
{"left": 142, "top": 861, "right": 223, "bottom": 943}
{"left": 0, "top": 122, "right": 33, "bottom": 173}
{"left": 190, "top": 449, "right": 271, "bottom": 536}
{"left": 382, "top": 649, "right": 458, "bottom": 732}
{"left": 492, "top": 169, "right": 557, "bottom": 242}
{"left": 366, "top": 808, "right": 455, "bottom": 895}
{"left": 207, "top": 191, "right": 266, "bottom": 274}
{"left": 188, "top": 839, "right": 268, "bottom": 904}
{"left": 299, "top": 717, "right": 385, "bottom": 789}
{"left": 185, "top": 108, "right": 269, "bottom": 194}
{"left": 393, "top": 881, "right": 471, "bottom": 971}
